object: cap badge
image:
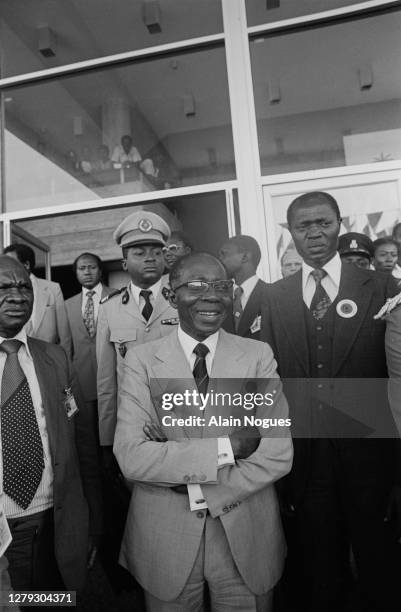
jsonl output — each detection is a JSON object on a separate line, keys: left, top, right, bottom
{"left": 350, "top": 239, "right": 358, "bottom": 249}
{"left": 138, "top": 218, "right": 153, "bottom": 232}
{"left": 336, "top": 299, "right": 357, "bottom": 318}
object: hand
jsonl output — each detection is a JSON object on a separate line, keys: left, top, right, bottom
{"left": 143, "top": 421, "right": 167, "bottom": 442}
{"left": 229, "top": 426, "right": 260, "bottom": 460}
{"left": 87, "top": 536, "right": 99, "bottom": 570}
{"left": 386, "top": 484, "right": 401, "bottom": 540}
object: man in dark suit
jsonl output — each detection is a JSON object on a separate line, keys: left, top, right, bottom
{"left": 66, "top": 252, "right": 112, "bottom": 444}
{"left": 261, "top": 192, "right": 400, "bottom": 612}
{"left": 219, "top": 235, "right": 269, "bottom": 340}
{"left": 0, "top": 255, "right": 93, "bottom": 593}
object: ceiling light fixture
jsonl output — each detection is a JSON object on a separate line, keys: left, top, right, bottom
{"left": 183, "top": 94, "right": 196, "bottom": 117}
{"left": 37, "top": 25, "right": 56, "bottom": 58}
{"left": 358, "top": 65, "right": 373, "bottom": 90}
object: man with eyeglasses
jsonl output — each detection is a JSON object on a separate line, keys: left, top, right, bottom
{"left": 114, "top": 252, "right": 292, "bottom": 611}
{"left": 163, "top": 230, "right": 193, "bottom": 269}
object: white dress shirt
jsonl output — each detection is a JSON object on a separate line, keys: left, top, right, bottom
{"left": 81, "top": 282, "right": 103, "bottom": 323}
{"left": 302, "top": 252, "right": 341, "bottom": 307}
{"left": 235, "top": 274, "right": 259, "bottom": 310}
{"left": 130, "top": 279, "right": 162, "bottom": 315}
{"left": 0, "top": 329, "right": 53, "bottom": 518}
{"left": 111, "top": 144, "right": 141, "bottom": 164}
{"left": 177, "top": 326, "right": 234, "bottom": 511}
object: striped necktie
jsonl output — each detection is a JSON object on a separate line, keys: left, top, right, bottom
{"left": 0, "top": 339, "right": 44, "bottom": 509}
{"left": 193, "top": 343, "right": 209, "bottom": 395}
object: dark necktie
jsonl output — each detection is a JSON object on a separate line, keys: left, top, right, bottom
{"left": 193, "top": 343, "right": 209, "bottom": 395}
{"left": 0, "top": 340, "right": 44, "bottom": 509}
{"left": 310, "top": 269, "right": 332, "bottom": 320}
{"left": 83, "top": 290, "right": 96, "bottom": 337}
{"left": 140, "top": 290, "right": 153, "bottom": 322}
{"left": 233, "top": 286, "right": 244, "bottom": 332}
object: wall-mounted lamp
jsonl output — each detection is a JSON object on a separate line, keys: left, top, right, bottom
{"left": 37, "top": 25, "right": 56, "bottom": 57}
{"left": 266, "top": 0, "right": 280, "bottom": 9}
{"left": 358, "top": 65, "right": 373, "bottom": 91}
{"left": 183, "top": 94, "right": 196, "bottom": 117}
{"left": 142, "top": 1, "right": 162, "bottom": 34}
{"left": 268, "top": 77, "right": 281, "bottom": 104}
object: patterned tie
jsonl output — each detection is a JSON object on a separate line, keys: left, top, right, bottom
{"left": 83, "top": 290, "right": 96, "bottom": 337}
{"left": 193, "top": 343, "right": 209, "bottom": 395}
{"left": 310, "top": 269, "right": 332, "bottom": 320}
{"left": 233, "top": 286, "right": 244, "bottom": 331}
{"left": 140, "top": 290, "right": 153, "bottom": 322}
{"left": 0, "top": 340, "right": 44, "bottom": 509}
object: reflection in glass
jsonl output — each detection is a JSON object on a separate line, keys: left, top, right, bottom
{"left": 250, "top": 11, "right": 401, "bottom": 175}
{"left": 246, "top": 0, "right": 364, "bottom": 27}
{"left": 0, "top": 0, "right": 223, "bottom": 77}
{"left": 3, "top": 46, "right": 235, "bottom": 211}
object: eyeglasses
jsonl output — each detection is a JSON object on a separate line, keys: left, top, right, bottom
{"left": 162, "top": 244, "right": 185, "bottom": 254}
{"left": 171, "top": 280, "right": 234, "bottom": 295}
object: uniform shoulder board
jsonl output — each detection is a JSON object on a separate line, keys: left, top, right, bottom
{"left": 100, "top": 287, "right": 126, "bottom": 304}
{"left": 373, "top": 291, "right": 401, "bottom": 319}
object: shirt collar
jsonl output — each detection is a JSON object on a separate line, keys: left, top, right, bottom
{"left": 0, "top": 328, "right": 32, "bottom": 359}
{"left": 177, "top": 326, "right": 219, "bottom": 365}
{"left": 302, "top": 252, "right": 341, "bottom": 291}
{"left": 237, "top": 274, "right": 258, "bottom": 301}
{"left": 130, "top": 278, "right": 162, "bottom": 304}
{"left": 83, "top": 282, "right": 102, "bottom": 298}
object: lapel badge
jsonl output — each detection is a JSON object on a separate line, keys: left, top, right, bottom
{"left": 336, "top": 299, "right": 357, "bottom": 318}
{"left": 121, "top": 288, "right": 130, "bottom": 304}
{"left": 250, "top": 315, "right": 262, "bottom": 334}
{"left": 118, "top": 342, "right": 127, "bottom": 358}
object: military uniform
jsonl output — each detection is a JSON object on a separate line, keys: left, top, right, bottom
{"left": 96, "top": 210, "right": 177, "bottom": 446}
{"left": 96, "top": 279, "right": 177, "bottom": 445}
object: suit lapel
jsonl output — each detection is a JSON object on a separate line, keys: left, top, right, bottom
{"left": 152, "top": 331, "right": 201, "bottom": 438}
{"left": 71, "top": 293, "right": 88, "bottom": 338}
{"left": 275, "top": 272, "right": 310, "bottom": 375}
{"left": 332, "top": 264, "right": 373, "bottom": 376}
{"left": 28, "top": 339, "right": 58, "bottom": 461}
{"left": 238, "top": 280, "right": 263, "bottom": 336}
{"left": 32, "top": 278, "right": 48, "bottom": 333}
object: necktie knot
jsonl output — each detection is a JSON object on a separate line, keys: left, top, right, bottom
{"left": 0, "top": 339, "right": 22, "bottom": 355}
{"left": 233, "top": 286, "right": 243, "bottom": 299}
{"left": 140, "top": 290, "right": 152, "bottom": 300}
{"left": 86, "top": 290, "right": 95, "bottom": 298}
{"left": 311, "top": 268, "right": 327, "bottom": 284}
{"left": 193, "top": 343, "right": 209, "bottom": 359}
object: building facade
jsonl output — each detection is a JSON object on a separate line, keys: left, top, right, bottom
{"left": 0, "top": 0, "right": 400, "bottom": 289}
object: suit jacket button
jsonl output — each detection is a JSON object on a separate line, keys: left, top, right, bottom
{"left": 190, "top": 474, "right": 197, "bottom": 482}
{"left": 183, "top": 475, "right": 190, "bottom": 483}
{"left": 199, "top": 474, "right": 207, "bottom": 481}
{"left": 145, "top": 328, "right": 150, "bottom": 333}
{"left": 222, "top": 506, "right": 229, "bottom": 513}
{"left": 196, "top": 512, "right": 205, "bottom": 519}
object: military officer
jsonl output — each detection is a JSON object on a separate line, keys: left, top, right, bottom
{"left": 96, "top": 210, "right": 178, "bottom": 448}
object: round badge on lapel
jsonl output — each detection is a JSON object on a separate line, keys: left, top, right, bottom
{"left": 336, "top": 299, "right": 357, "bottom": 318}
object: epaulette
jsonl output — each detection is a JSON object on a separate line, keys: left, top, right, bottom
{"left": 373, "top": 291, "right": 401, "bottom": 319}
{"left": 100, "top": 287, "right": 126, "bottom": 304}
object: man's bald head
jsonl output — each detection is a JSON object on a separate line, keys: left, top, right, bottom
{"left": 169, "top": 252, "right": 227, "bottom": 289}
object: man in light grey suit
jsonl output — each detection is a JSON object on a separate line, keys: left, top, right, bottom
{"left": 114, "top": 252, "right": 293, "bottom": 611}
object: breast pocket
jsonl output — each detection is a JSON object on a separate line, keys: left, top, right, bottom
{"left": 110, "top": 328, "right": 137, "bottom": 358}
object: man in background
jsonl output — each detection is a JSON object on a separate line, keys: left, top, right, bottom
{"left": 281, "top": 249, "right": 302, "bottom": 278}
{"left": 219, "top": 235, "right": 268, "bottom": 341}
{"left": 337, "top": 232, "right": 373, "bottom": 269}
{"left": 3, "top": 244, "right": 71, "bottom": 357}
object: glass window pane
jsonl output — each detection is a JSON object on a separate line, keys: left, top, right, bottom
{"left": 0, "top": 0, "right": 223, "bottom": 78}
{"left": 250, "top": 10, "right": 401, "bottom": 176}
{"left": 247, "top": 0, "right": 367, "bottom": 27}
{"left": 3, "top": 45, "right": 235, "bottom": 211}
